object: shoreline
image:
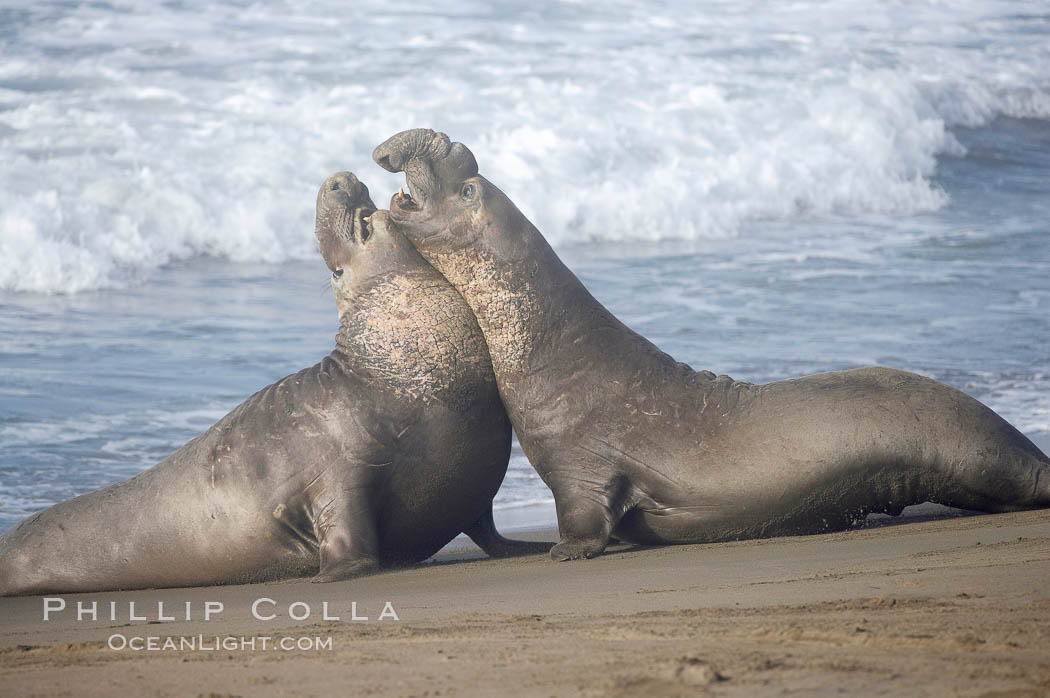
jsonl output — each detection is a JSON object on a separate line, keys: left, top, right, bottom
{"left": 3, "top": 509, "right": 1049, "bottom": 696}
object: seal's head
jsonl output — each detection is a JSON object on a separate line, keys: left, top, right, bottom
{"left": 372, "top": 131, "right": 554, "bottom": 379}
{"left": 372, "top": 129, "right": 533, "bottom": 264}
{"left": 315, "top": 171, "right": 425, "bottom": 314}
{"left": 315, "top": 170, "right": 376, "bottom": 290}
{"left": 314, "top": 170, "right": 495, "bottom": 401}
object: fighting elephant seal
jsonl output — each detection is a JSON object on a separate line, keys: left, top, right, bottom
{"left": 373, "top": 128, "right": 1050, "bottom": 561}
{"left": 0, "top": 171, "right": 543, "bottom": 596}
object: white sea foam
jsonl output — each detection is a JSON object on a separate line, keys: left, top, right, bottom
{"left": 0, "top": 412, "right": 132, "bottom": 447}
{"left": 1, "top": 1, "right": 1048, "bottom": 293}
{"left": 0, "top": 405, "right": 227, "bottom": 452}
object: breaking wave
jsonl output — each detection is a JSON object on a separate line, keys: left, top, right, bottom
{"left": 2, "top": 0, "right": 1048, "bottom": 293}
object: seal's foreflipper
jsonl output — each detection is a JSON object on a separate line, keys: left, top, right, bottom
{"left": 312, "top": 556, "right": 380, "bottom": 584}
{"left": 464, "top": 506, "right": 552, "bottom": 558}
{"left": 311, "top": 484, "right": 381, "bottom": 584}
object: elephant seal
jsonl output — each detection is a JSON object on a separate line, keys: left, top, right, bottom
{"left": 0, "top": 171, "right": 544, "bottom": 596}
{"left": 373, "top": 128, "right": 1050, "bottom": 561}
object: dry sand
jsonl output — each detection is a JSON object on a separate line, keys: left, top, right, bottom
{"left": 2, "top": 509, "right": 1049, "bottom": 697}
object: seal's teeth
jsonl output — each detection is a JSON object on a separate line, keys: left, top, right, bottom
{"left": 398, "top": 187, "right": 405, "bottom": 197}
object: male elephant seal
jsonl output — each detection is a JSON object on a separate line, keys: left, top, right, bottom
{"left": 0, "top": 171, "right": 543, "bottom": 596}
{"left": 373, "top": 128, "right": 1050, "bottom": 562}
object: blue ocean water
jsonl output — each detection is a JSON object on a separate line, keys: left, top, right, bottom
{"left": 1, "top": 1, "right": 1048, "bottom": 532}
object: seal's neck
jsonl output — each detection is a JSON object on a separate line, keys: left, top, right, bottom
{"left": 331, "top": 268, "right": 494, "bottom": 406}
{"left": 425, "top": 217, "right": 681, "bottom": 417}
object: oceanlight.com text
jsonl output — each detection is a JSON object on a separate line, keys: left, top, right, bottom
{"left": 107, "top": 634, "right": 334, "bottom": 652}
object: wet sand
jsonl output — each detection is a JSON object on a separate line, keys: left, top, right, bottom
{"left": 2, "top": 509, "right": 1049, "bottom": 697}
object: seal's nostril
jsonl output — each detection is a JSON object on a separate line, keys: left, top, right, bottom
{"left": 376, "top": 155, "right": 393, "bottom": 170}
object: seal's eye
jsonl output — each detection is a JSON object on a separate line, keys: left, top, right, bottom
{"left": 460, "top": 182, "right": 476, "bottom": 199}
{"left": 332, "top": 269, "right": 344, "bottom": 279}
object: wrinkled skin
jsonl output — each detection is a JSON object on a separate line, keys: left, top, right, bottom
{"left": 0, "top": 171, "right": 545, "bottom": 596}
{"left": 374, "top": 128, "right": 1050, "bottom": 562}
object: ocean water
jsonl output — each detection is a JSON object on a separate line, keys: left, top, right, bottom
{"left": 1, "top": 1, "right": 1048, "bottom": 534}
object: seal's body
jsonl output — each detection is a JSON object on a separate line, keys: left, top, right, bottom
{"left": 0, "top": 172, "right": 541, "bottom": 596}
{"left": 373, "top": 129, "right": 1050, "bottom": 561}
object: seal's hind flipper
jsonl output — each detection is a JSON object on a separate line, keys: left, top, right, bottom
{"left": 464, "top": 506, "right": 552, "bottom": 558}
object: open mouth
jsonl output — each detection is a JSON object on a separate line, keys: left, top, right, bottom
{"left": 351, "top": 204, "right": 377, "bottom": 242}
{"left": 391, "top": 183, "right": 422, "bottom": 213}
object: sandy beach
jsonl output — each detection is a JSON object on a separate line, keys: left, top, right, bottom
{"left": 2, "top": 509, "right": 1049, "bottom": 697}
